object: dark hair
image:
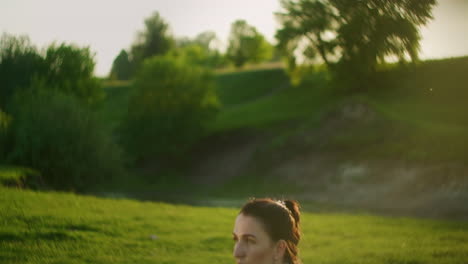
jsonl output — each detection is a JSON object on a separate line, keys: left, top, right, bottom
{"left": 239, "top": 198, "right": 301, "bottom": 264}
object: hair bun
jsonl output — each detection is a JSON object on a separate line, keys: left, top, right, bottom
{"left": 284, "top": 200, "right": 300, "bottom": 226}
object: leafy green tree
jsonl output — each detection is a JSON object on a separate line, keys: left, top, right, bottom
{"left": 130, "top": 12, "right": 175, "bottom": 74}
{"left": 43, "top": 43, "right": 103, "bottom": 105}
{"left": 176, "top": 31, "right": 218, "bottom": 50}
{"left": 276, "top": 0, "right": 437, "bottom": 88}
{"left": 110, "top": 49, "right": 132, "bottom": 80}
{"left": 0, "top": 33, "right": 45, "bottom": 108}
{"left": 169, "top": 44, "right": 209, "bottom": 67}
{"left": 0, "top": 34, "right": 103, "bottom": 107}
{"left": 227, "top": 20, "right": 273, "bottom": 68}
{"left": 120, "top": 56, "right": 220, "bottom": 160}
{"left": 193, "top": 31, "right": 218, "bottom": 51}
{"left": 174, "top": 31, "right": 227, "bottom": 69}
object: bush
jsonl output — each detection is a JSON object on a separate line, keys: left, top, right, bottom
{"left": 120, "top": 56, "right": 220, "bottom": 160}
{"left": 5, "top": 88, "right": 125, "bottom": 191}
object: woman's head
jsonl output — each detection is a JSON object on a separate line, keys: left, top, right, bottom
{"left": 232, "top": 198, "right": 301, "bottom": 264}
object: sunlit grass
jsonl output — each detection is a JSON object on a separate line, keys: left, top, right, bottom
{"left": 0, "top": 166, "right": 39, "bottom": 187}
{"left": 0, "top": 166, "right": 24, "bottom": 183}
{"left": 211, "top": 69, "right": 334, "bottom": 132}
{"left": 1, "top": 187, "right": 467, "bottom": 263}
{"left": 360, "top": 56, "right": 468, "bottom": 161}
{"left": 214, "top": 61, "right": 284, "bottom": 74}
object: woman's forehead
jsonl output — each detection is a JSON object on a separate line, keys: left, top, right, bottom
{"left": 233, "top": 214, "right": 268, "bottom": 237}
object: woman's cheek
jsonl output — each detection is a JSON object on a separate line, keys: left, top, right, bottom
{"left": 251, "top": 243, "right": 273, "bottom": 263}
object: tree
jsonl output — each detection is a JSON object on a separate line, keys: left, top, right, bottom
{"left": 0, "top": 33, "right": 44, "bottom": 108}
{"left": 174, "top": 31, "right": 227, "bottom": 69}
{"left": 169, "top": 44, "right": 209, "bottom": 67}
{"left": 193, "top": 31, "right": 218, "bottom": 51}
{"left": 129, "top": 12, "right": 174, "bottom": 74}
{"left": 43, "top": 43, "right": 103, "bottom": 105}
{"left": 226, "top": 20, "right": 273, "bottom": 68}
{"left": 0, "top": 34, "right": 103, "bottom": 107}
{"left": 276, "top": 0, "right": 437, "bottom": 88}
{"left": 120, "top": 56, "right": 220, "bottom": 160}
{"left": 110, "top": 49, "right": 132, "bottom": 80}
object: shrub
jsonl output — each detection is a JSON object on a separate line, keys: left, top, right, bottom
{"left": 120, "top": 56, "right": 220, "bottom": 160}
{"left": 6, "top": 88, "right": 124, "bottom": 191}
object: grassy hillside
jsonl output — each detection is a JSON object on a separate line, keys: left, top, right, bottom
{"left": 1, "top": 184, "right": 468, "bottom": 264}
{"left": 93, "top": 57, "right": 468, "bottom": 204}
{"left": 99, "top": 57, "right": 468, "bottom": 142}
{"left": 352, "top": 56, "right": 468, "bottom": 161}
{"left": 216, "top": 67, "right": 289, "bottom": 106}
{"left": 209, "top": 57, "right": 468, "bottom": 162}
{"left": 212, "top": 69, "right": 334, "bottom": 132}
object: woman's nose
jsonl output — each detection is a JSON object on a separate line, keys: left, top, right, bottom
{"left": 233, "top": 242, "right": 246, "bottom": 258}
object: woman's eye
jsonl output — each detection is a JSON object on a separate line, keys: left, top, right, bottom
{"left": 247, "top": 238, "right": 256, "bottom": 244}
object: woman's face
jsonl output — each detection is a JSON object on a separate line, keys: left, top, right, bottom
{"left": 232, "top": 213, "right": 278, "bottom": 264}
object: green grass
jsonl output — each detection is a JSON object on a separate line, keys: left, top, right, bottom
{"left": 0, "top": 166, "right": 24, "bottom": 184}
{"left": 1, "top": 187, "right": 468, "bottom": 263}
{"left": 357, "top": 57, "right": 468, "bottom": 161}
{"left": 368, "top": 57, "right": 468, "bottom": 128}
{"left": 0, "top": 166, "right": 40, "bottom": 188}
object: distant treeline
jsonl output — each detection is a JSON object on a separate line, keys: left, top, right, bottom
{"left": 109, "top": 12, "right": 275, "bottom": 80}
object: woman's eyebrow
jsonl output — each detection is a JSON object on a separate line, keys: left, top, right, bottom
{"left": 232, "top": 232, "right": 257, "bottom": 239}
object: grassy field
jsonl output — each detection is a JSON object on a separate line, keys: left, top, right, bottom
{"left": 1, "top": 184, "right": 468, "bottom": 264}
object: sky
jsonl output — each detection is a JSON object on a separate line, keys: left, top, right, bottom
{"left": 1, "top": 0, "right": 468, "bottom": 77}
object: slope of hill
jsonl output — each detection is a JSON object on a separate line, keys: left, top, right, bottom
{"left": 186, "top": 57, "right": 468, "bottom": 218}
{"left": 95, "top": 57, "right": 468, "bottom": 218}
